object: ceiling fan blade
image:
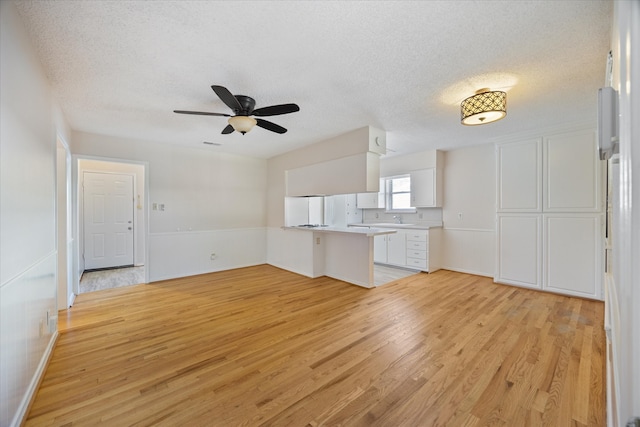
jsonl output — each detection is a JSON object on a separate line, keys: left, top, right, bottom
{"left": 221, "top": 124, "right": 235, "bottom": 134}
{"left": 256, "top": 118, "right": 287, "bottom": 134}
{"left": 252, "top": 103, "right": 300, "bottom": 117}
{"left": 174, "top": 110, "right": 230, "bottom": 117}
{"left": 211, "top": 85, "right": 242, "bottom": 112}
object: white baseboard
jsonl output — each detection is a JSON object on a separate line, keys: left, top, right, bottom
{"left": 441, "top": 266, "right": 493, "bottom": 278}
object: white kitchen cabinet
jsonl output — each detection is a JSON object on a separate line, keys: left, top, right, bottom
{"left": 374, "top": 228, "right": 441, "bottom": 272}
{"left": 495, "top": 130, "right": 604, "bottom": 299}
{"left": 286, "top": 152, "right": 380, "bottom": 196}
{"left": 405, "top": 230, "right": 428, "bottom": 270}
{"left": 356, "top": 192, "right": 377, "bottom": 209}
{"left": 373, "top": 234, "right": 387, "bottom": 263}
{"left": 410, "top": 168, "right": 442, "bottom": 207}
{"left": 357, "top": 178, "right": 385, "bottom": 209}
{"left": 386, "top": 231, "right": 406, "bottom": 266}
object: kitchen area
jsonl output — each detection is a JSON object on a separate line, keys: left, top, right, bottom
{"left": 272, "top": 127, "right": 445, "bottom": 288}
{"left": 282, "top": 171, "right": 443, "bottom": 287}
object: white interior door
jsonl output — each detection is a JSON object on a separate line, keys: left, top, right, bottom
{"left": 83, "top": 172, "right": 134, "bottom": 270}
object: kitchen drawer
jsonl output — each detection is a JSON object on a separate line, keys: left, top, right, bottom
{"left": 406, "top": 241, "right": 427, "bottom": 251}
{"left": 406, "top": 231, "right": 428, "bottom": 242}
{"left": 406, "top": 249, "right": 427, "bottom": 260}
{"left": 406, "top": 257, "right": 428, "bottom": 270}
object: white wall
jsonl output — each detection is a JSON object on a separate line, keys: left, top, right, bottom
{"left": 0, "top": 3, "right": 70, "bottom": 426}
{"left": 71, "top": 132, "right": 268, "bottom": 282}
{"left": 609, "top": 0, "right": 640, "bottom": 424}
{"left": 441, "top": 144, "right": 496, "bottom": 276}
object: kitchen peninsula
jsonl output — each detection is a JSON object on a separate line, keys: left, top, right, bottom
{"left": 282, "top": 225, "right": 396, "bottom": 288}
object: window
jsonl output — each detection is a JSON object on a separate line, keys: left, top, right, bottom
{"left": 385, "top": 175, "right": 416, "bottom": 212}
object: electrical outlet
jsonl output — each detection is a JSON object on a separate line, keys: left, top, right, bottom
{"left": 152, "top": 203, "right": 158, "bottom": 210}
{"left": 316, "top": 237, "right": 320, "bottom": 245}
{"left": 49, "top": 316, "right": 57, "bottom": 333}
{"left": 210, "top": 253, "right": 217, "bottom": 260}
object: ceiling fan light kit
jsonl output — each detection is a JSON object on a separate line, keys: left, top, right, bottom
{"left": 174, "top": 85, "right": 299, "bottom": 135}
{"left": 461, "top": 89, "right": 507, "bottom": 125}
{"left": 228, "top": 115, "right": 257, "bottom": 134}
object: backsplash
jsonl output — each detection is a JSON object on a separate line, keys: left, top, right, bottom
{"left": 362, "top": 207, "right": 443, "bottom": 226}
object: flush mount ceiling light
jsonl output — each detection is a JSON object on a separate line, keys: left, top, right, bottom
{"left": 461, "top": 89, "right": 507, "bottom": 125}
{"left": 228, "top": 115, "right": 257, "bottom": 134}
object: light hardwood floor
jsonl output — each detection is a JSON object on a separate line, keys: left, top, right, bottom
{"left": 27, "top": 265, "right": 605, "bottom": 426}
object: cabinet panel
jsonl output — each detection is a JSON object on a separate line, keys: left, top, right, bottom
{"left": 373, "top": 234, "right": 387, "bottom": 263}
{"left": 406, "top": 258, "right": 427, "bottom": 269}
{"left": 544, "top": 130, "right": 601, "bottom": 212}
{"left": 386, "top": 232, "right": 406, "bottom": 266}
{"left": 496, "top": 215, "right": 542, "bottom": 289}
{"left": 406, "top": 241, "right": 427, "bottom": 251}
{"left": 410, "top": 168, "right": 441, "bottom": 207}
{"left": 286, "top": 152, "right": 379, "bottom": 196}
{"left": 544, "top": 214, "right": 602, "bottom": 299}
{"left": 496, "top": 139, "right": 542, "bottom": 212}
{"left": 407, "top": 249, "right": 427, "bottom": 259}
{"left": 406, "top": 231, "right": 427, "bottom": 242}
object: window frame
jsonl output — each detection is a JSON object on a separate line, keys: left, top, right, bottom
{"left": 384, "top": 174, "right": 417, "bottom": 213}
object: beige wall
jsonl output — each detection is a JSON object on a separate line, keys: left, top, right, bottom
{"left": 267, "top": 127, "right": 371, "bottom": 227}
{"left": 72, "top": 131, "right": 267, "bottom": 232}
{"left": 441, "top": 144, "right": 496, "bottom": 277}
{"left": 442, "top": 144, "right": 495, "bottom": 230}
{"left": 0, "top": 2, "right": 68, "bottom": 425}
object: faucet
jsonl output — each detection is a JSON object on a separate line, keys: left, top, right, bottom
{"left": 393, "top": 215, "right": 403, "bottom": 224}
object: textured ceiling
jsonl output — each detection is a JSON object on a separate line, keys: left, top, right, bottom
{"left": 13, "top": 0, "right": 613, "bottom": 158}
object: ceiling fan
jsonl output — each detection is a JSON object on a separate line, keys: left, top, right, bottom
{"left": 174, "top": 85, "right": 300, "bottom": 135}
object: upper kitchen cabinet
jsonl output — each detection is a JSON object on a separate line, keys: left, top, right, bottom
{"left": 357, "top": 178, "right": 385, "bottom": 209}
{"left": 286, "top": 152, "right": 380, "bottom": 196}
{"left": 496, "top": 138, "right": 543, "bottom": 212}
{"left": 543, "top": 130, "right": 602, "bottom": 212}
{"left": 410, "top": 167, "right": 443, "bottom": 207}
{"left": 285, "top": 126, "right": 385, "bottom": 197}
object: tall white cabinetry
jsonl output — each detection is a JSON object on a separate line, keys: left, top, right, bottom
{"left": 495, "top": 130, "right": 604, "bottom": 300}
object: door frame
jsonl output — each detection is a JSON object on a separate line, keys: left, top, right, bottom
{"left": 72, "top": 155, "right": 149, "bottom": 297}
{"left": 56, "top": 134, "right": 73, "bottom": 309}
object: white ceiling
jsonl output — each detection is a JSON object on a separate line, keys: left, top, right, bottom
{"left": 13, "top": 0, "right": 613, "bottom": 159}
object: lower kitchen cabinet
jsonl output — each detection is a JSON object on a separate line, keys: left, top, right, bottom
{"left": 386, "top": 232, "right": 406, "bottom": 265}
{"left": 374, "top": 228, "right": 441, "bottom": 272}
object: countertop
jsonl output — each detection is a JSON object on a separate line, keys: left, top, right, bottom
{"left": 347, "top": 222, "right": 443, "bottom": 230}
{"left": 283, "top": 226, "right": 397, "bottom": 237}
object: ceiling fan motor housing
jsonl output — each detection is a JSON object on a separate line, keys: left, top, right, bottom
{"left": 234, "top": 95, "right": 256, "bottom": 116}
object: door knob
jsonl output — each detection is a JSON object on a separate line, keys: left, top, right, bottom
{"left": 128, "top": 227, "right": 132, "bottom": 230}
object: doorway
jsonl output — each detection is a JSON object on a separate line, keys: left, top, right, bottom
{"left": 76, "top": 158, "right": 147, "bottom": 294}
{"left": 83, "top": 172, "right": 134, "bottom": 270}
